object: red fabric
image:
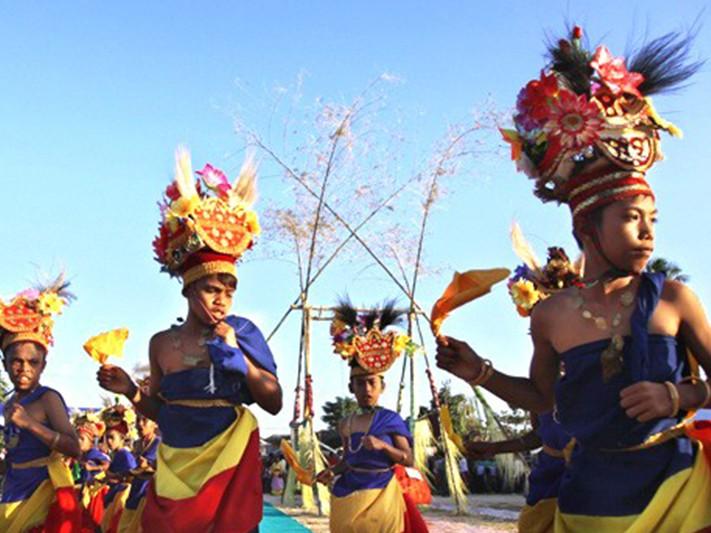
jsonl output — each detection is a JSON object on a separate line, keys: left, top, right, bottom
{"left": 394, "top": 465, "right": 432, "bottom": 505}
{"left": 80, "top": 485, "right": 108, "bottom": 532}
{"left": 27, "top": 486, "right": 82, "bottom": 533}
{"left": 106, "top": 507, "right": 123, "bottom": 533}
{"left": 686, "top": 420, "right": 711, "bottom": 466}
{"left": 180, "top": 250, "right": 236, "bottom": 274}
{"left": 141, "top": 429, "right": 263, "bottom": 533}
{"left": 402, "top": 492, "right": 430, "bottom": 533}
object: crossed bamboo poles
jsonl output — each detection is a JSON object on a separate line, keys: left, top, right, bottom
{"left": 251, "top": 88, "right": 517, "bottom": 514}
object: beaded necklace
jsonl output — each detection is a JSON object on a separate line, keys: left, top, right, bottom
{"left": 573, "top": 280, "right": 635, "bottom": 382}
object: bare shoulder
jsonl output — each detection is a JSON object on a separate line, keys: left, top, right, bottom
{"left": 661, "top": 279, "right": 696, "bottom": 304}
{"left": 531, "top": 288, "right": 576, "bottom": 328}
{"left": 149, "top": 328, "right": 176, "bottom": 352}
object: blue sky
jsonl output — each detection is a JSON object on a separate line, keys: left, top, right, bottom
{"left": 1, "top": 1, "right": 709, "bottom": 435}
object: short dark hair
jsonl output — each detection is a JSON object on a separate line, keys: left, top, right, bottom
{"left": 3, "top": 341, "right": 47, "bottom": 361}
{"left": 573, "top": 205, "right": 605, "bottom": 249}
{"left": 183, "top": 273, "right": 238, "bottom": 295}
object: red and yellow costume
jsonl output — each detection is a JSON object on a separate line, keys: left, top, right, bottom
{"left": 0, "top": 279, "right": 82, "bottom": 532}
{"left": 502, "top": 27, "right": 711, "bottom": 532}
{"left": 133, "top": 148, "right": 274, "bottom": 532}
{"left": 329, "top": 302, "right": 429, "bottom": 533}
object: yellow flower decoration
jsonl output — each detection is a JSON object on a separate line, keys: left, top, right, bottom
{"left": 245, "top": 210, "right": 261, "bottom": 236}
{"left": 83, "top": 328, "right": 129, "bottom": 364}
{"left": 170, "top": 195, "right": 201, "bottom": 218}
{"left": 36, "top": 292, "right": 64, "bottom": 316}
{"left": 393, "top": 334, "right": 411, "bottom": 354}
{"left": 510, "top": 279, "right": 543, "bottom": 311}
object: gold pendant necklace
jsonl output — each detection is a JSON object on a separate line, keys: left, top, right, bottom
{"left": 172, "top": 326, "right": 211, "bottom": 367}
{"left": 573, "top": 285, "right": 635, "bottom": 382}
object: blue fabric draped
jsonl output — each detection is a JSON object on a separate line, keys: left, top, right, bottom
{"left": 554, "top": 272, "right": 695, "bottom": 516}
{"left": 332, "top": 408, "right": 411, "bottom": 498}
{"left": 526, "top": 412, "right": 570, "bottom": 506}
{"left": 125, "top": 436, "right": 161, "bottom": 510}
{"left": 1, "top": 386, "right": 67, "bottom": 503}
{"left": 104, "top": 448, "right": 137, "bottom": 506}
{"left": 157, "top": 315, "right": 277, "bottom": 449}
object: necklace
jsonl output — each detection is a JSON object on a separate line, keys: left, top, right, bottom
{"left": 347, "top": 410, "right": 378, "bottom": 454}
{"left": 573, "top": 283, "right": 635, "bottom": 382}
{"left": 171, "top": 326, "right": 212, "bottom": 367}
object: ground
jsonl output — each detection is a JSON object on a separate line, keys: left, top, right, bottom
{"left": 265, "top": 493, "right": 523, "bottom": 532}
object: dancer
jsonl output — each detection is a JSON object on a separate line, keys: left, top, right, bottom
{"left": 100, "top": 404, "right": 137, "bottom": 533}
{"left": 316, "top": 300, "right": 428, "bottom": 533}
{"left": 74, "top": 412, "right": 110, "bottom": 531}
{"left": 437, "top": 27, "right": 711, "bottom": 531}
{"left": 0, "top": 277, "right": 82, "bottom": 531}
{"left": 117, "top": 412, "right": 160, "bottom": 532}
{"left": 97, "top": 148, "right": 281, "bottom": 532}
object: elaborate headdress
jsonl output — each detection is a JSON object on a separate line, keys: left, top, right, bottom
{"left": 501, "top": 26, "right": 700, "bottom": 229}
{"left": 152, "top": 147, "right": 261, "bottom": 288}
{"left": 507, "top": 223, "right": 582, "bottom": 316}
{"left": 74, "top": 411, "right": 106, "bottom": 441}
{"left": 101, "top": 403, "right": 137, "bottom": 439}
{"left": 330, "top": 299, "right": 410, "bottom": 377}
{"left": 0, "top": 274, "right": 74, "bottom": 353}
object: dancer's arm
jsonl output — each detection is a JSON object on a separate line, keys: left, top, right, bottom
{"left": 621, "top": 281, "right": 711, "bottom": 421}
{"left": 435, "top": 309, "right": 559, "bottom": 413}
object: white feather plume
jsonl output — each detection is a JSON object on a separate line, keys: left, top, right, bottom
{"left": 174, "top": 146, "right": 198, "bottom": 200}
{"left": 510, "top": 221, "right": 540, "bottom": 271}
{"left": 229, "top": 153, "right": 258, "bottom": 209}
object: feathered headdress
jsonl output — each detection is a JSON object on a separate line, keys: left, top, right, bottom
{"left": 330, "top": 299, "right": 410, "bottom": 376}
{"left": 501, "top": 26, "right": 700, "bottom": 228}
{"left": 507, "top": 223, "right": 582, "bottom": 316}
{"left": 100, "top": 403, "right": 137, "bottom": 439}
{"left": 0, "top": 273, "right": 74, "bottom": 353}
{"left": 152, "top": 147, "right": 261, "bottom": 287}
{"left": 74, "top": 411, "right": 106, "bottom": 440}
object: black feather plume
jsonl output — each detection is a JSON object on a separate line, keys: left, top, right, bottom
{"left": 547, "top": 32, "right": 593, "bottom": 95}
{"left": 333, "top": 297, "right": 358, "bottom": 328}
{"left": 378, "top": 300, "right": 405, "bottom": 329}
{"left": 628, "top": 31, "right": 704, "bottom": 95}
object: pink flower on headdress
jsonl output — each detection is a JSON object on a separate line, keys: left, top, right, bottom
{"left": 545, "top": 89, "right": 603, "bottom": 149}
{"left": 515, "top": 71, "right": 560, "bottom": 131}
{"left": 590, "top": 46, "right": 644, "bottom": 97}
{"left": 16, "top": 288, "right": 40, "bottom": 301}
{"left": 196, "top": 164, "right": 230, "bottom": 199}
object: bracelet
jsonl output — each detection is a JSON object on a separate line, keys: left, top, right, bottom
{"left": 50, "top": 431, "right": 60, "bottom": 450}
{"left": 679, "top": 376, "right": 711, "bottom": 409}
{"left": 664, "top": 381, "right": 680, "bottom": 418}
{"left": 129, "top": 384, "right": 141, "bottom": 405}
{"left": 468, "top": 359, "right": 494, "bottom": 387}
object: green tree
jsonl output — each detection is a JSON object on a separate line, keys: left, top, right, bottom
{"left": 646, "top": 257, "right": 689, "bottom": 283}
{"left": 321, "top": 396, "right": 358, "bottom": 432}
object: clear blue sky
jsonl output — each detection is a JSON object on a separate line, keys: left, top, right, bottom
{"left": 1, "top": 1, "right": 709, "bottom": 435}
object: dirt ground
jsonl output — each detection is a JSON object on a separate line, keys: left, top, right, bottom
{"left": 265, "top": 493, "right": 523, "bottom": 532}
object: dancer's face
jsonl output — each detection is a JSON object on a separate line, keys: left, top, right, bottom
{"left": 584, "top": 195, "right": 656, "bottom": 274}
{"left": 186, "top": 274, "right": 236, "bottom": 325}
{"left": 350, "top": 374, "right": 385, "bottom": 408}
{"left": 3, "top": 341, "right": 46, "bottom": 392}
{"left": 106, "top": 429, "right": 125, "bottom": 451}
{"left": 78, "top": 432, "right": 93, "bottom": 453}
{"left": 137, "top": 416, "right": 157, "bottom": 440}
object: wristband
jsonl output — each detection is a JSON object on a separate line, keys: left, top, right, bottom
{"left": 664, "top": 381, "right": 680, "bottom": 418}
{"left": 50, "top": 431, "right": 60, "bottom": 450}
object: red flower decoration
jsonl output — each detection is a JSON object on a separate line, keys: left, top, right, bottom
{"left": 152, "top": 225, "right": 170, "bottom": 263}
{"left": 545, "top": 89, "right": 603, "bottom": 149}
{"left": 515, "top": 71, "right": 560, "bottom": 131}
{"left": 590, "top": 46, "right": 644, "bottom": 97}
{"left": 164, "top": 182, "right": 181, "bottom": 201}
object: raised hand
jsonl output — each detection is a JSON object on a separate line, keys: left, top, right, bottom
{"left": 435, "top": 336, "right": 483, "bottom": 383}
{"left": 97, "top": 364, "right": 135, "bottom": 396}
{"left": 360, "top": 435, "right": 386, "bottom": 451}
{"left": 6, "top": 402, "right": 34, "bottom": 430}
{"left": 213, "top": 322, "right": 238, "bottom": 348}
